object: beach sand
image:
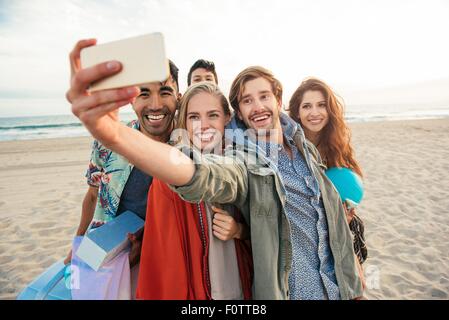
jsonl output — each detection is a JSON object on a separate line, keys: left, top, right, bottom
{"left": 1, "top": 118, "right": 448, "bottom": 300}
{"left": 0, "top": 137, "right": 91, "bottom": 299}
{"left": 350, "top": 118, "right": 449, "bottom": 300}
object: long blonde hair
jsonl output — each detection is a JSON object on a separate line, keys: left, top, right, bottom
{"left": 176, "top": 82, "right": 231, "bottom": 131}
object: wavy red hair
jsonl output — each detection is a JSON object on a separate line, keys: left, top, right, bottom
{"left": 288, "top": 78, "right": 363, "bottom": 177}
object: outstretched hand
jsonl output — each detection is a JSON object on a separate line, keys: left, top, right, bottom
{"left": 66, "top": 39, "right": 140, "bottom": 147}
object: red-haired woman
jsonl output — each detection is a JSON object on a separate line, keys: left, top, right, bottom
{"left": 289, "top": 78, "right": 362, "bottom": 178}
{"left": 288, "top": 78, "right": 367, "bottom": 283}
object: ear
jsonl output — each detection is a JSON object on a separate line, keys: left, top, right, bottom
{"left": 176, "top": 93, "right": 182, "bottom": 109}
{"left": 277, "top": 99, "right": 282, "bottom": 111}
{"left": 224, "top": 113, "right": 231, "bottom": 126}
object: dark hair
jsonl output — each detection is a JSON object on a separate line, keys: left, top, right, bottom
{"left": 168, "top": 59, "right": 179, "bottom": 93}
{"left": 187, "top": 59, "right": 218, "bottom": 86}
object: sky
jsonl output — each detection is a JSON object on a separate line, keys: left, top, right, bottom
{"left": 0, "top": 0, "right": 449, "bottom": 117}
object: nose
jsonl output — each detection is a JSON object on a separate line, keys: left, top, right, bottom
{"left": 148, "top": 94, "right": 163, "bottom": 110}
{"left": 253, "top": 98, "right": 265, "bottom": 113}
{"left": 310, "top": 105, "right": 320, "bottom": 116}
{"left": 191, "top": 118, "right": 210, "bottom": 132}
{"left": 200, "top": 118, "right": 211, "bottom": 131}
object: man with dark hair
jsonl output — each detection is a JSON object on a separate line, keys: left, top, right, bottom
{"left": 187, "top": 59, "right": 218, "bottom": 86}
{"left": 66, "top": 40, "right": 250, "bottom": 300}
{"left": 64, "top": 39, "right": 181, "bottom": 267}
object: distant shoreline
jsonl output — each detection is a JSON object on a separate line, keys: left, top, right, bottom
{"left": 1, "top": 111, "right": 449, "bottom": 142}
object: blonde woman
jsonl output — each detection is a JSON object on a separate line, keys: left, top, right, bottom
{"left": 137, "top": 82, "right": 253, "bottom": 300}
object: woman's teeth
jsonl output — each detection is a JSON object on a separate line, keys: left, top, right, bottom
{"left": 196, "top": 132, "right": 215, "bottom": 141}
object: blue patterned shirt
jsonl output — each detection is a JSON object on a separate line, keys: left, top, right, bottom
{"left": 86, "top": 120, "right": 140, "bottom": 222}
{"left": 258, "top": 133, "right": 340, "bottom": 300}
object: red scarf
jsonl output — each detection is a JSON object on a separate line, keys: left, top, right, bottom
{"left": 136, "top": 178, "right": 253, "bottom": 300}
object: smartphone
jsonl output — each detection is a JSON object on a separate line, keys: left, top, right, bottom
{"left": 80, "top": 32, "right": 169, "bottom": 92}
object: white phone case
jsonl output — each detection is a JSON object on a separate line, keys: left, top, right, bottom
{"left": 81, "top": 33, "right": 169, "bottom": 92}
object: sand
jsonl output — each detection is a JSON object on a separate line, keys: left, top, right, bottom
{"left": 350, "top": 119, "right": 449, "bottom": 300}
{"left": 1, "top": 118, "right": 448, "bottom": 300}
{"left": 0, "top": 137, "right": 91, "bottom": 299}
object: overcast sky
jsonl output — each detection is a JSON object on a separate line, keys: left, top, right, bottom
{"left": 1, "top": 0, "right": 448, "bottom": 117}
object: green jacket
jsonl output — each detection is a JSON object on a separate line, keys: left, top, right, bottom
{"left": 171, "top": 114, "right": 363, "bottom": 300}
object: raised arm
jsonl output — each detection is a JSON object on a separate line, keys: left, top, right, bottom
{"left": 66, "top": 39, "right": 195, "bottom": 186}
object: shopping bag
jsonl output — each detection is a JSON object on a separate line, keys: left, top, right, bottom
{"left": 70, "top": 236, "right": 131, "bottom": 300}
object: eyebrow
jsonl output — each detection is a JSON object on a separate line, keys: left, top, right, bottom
{"left": 301, "top": 100, "right": 326, "bottom": 105}
{"left": 187, "top": 109, "right": 222, "bottom": 115}
{"left": 139, "top": 85, "right": 175, "bottom": 93}
{"left": 240, "top": 90, "right": 271, "bottom": 101}
{"left": 160, "top": 85, "right": 174, "bottom": 93}
{"left": 303, "top": 100, "right": 326, "bottom": 103}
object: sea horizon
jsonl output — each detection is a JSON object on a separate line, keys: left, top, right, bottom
{"left": 1, "top": 104, "right": 449, "bottom": 142}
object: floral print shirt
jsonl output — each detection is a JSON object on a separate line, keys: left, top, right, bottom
{"left": 86, "top": 120, "right": 139, "bottom": 222}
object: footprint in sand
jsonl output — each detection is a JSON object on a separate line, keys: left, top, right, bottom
{"left": 37, "top": 227, "right": 61, "bottom": 237}
{"left": 29, "top": 222, "right": 53, "bottom": 229}
{"left": 38, "top": 200, "right": 58, "bottom": 206}
{"left": 439, "top": 277, "right": 449, "bottom": 285}
{"left": 429, "top": 195, "right": 441, "bottom": 202}
{"left": 0, "top": 255, "right": 15, "bottom": 264}
{"left": 0, "top": 218, "right": 12, "bottom": 229}
{"left": 25, "top": 242, "right": 40, "bottom": 251}
{"left": 431, "top": 288, "right": 448, "bottom": 299}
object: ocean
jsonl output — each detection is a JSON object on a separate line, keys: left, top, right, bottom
{"left": 0, "top": 104, "right": 448, "bottom": 142}
{"left": 0, "top": 113, "right": 137, "bottom": 142}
